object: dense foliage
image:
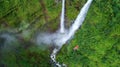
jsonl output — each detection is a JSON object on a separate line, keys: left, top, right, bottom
{"left": 0, "top": 0, "right": 120, "bottom": 67}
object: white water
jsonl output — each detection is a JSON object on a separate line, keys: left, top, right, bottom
{"left": 58, "top": 0, "right": 93, "bottom": 46}
{"left": 0, "top": 0, "right": 93, "bottom": 67}
{"left": 60, "top": 0, "right": 65, "bottom": 33}
{"left": 36, "top": 0, "right": 93, "bottom": 48}
{"left": 67, "top": 0, "right": 93, "bottom": 41}
{"left": 36, "top": 0, "right": 93, "bottom": 66}
{"left": 56, "top": 0, "right": 93, "bottom": 47}
{"left": 0, "top": 0, "right": 93, "bottom": 51}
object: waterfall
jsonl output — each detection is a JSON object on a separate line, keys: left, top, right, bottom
{"left": 56, "top": 0, "right": 93, "bottom": 46}
{"left": 67, "top": 0, "right": 93, "bottom": 40}
{"left": 36, "top": 0, "right": 93, "bottom": 51}
{"left": 60, "top": 0, "right": 65, "bottom": 33}
{"left": 36, "top": 0, "right": 93, "bottom": 47}
{"left": 35, "top": 0, "right": 93, "bottom": 67}
{"left": 0, "top": 0, "right": 93, "bottom": 67}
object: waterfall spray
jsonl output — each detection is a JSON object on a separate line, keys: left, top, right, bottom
{"left": 50, "top": 0, "right": 93, "bottom": 67}
{"left": 0, "top": 0, "right": 93, "bottom": 67}
{"left": 36, "top": 0, "right": 93, "bottom": 67}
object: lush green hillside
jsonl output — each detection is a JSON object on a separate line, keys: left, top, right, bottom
{"left": 0, "top": 0, "right": 120, "bottom": 67}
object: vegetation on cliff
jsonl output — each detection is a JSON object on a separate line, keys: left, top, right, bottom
{"left": 0, "top": 0, "right": 120, "bottom": 67}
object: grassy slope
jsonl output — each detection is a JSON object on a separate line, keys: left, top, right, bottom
{"left": 0, "top": 0, "right": 120, "bottom": 67}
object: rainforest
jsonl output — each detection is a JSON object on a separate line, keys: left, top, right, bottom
{"left": 0, "top": 0, "right": 120, "bottom": 67}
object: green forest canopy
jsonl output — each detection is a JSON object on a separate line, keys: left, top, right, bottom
{"left": 0, "top": 0, "right": 120, "bottom": 67}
